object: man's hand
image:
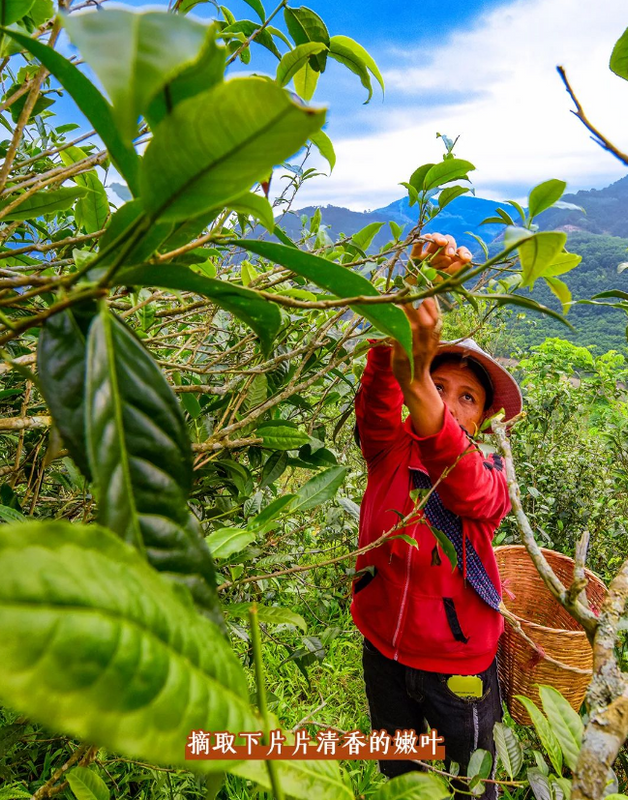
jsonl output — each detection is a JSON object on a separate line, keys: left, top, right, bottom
{"left": 410, "top": 233, "right": 472, "bottom": 280}
{"left": 388, "top": 297, "right": 446, "bottom": 437}
{"left": 391, "top": 297, "right": 442, "bottom": 390}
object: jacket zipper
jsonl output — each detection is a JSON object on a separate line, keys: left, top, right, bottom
{"left": 391, "top": 539, "right": 413, "bottom": 660}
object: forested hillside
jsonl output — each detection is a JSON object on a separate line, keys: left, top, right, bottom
{"left": 283, "top": 177, "right": 628, "bottom": 353}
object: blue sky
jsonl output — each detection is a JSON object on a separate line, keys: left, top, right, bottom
{"left": 59, "top": 0, "right": 628, "bottom": 211}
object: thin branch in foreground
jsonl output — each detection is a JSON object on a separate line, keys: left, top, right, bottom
{"left": 557, "top": 65, "right": 628, "bottom": 167}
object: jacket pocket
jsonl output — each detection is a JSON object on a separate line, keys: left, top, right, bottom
{"left": 401, "top": 586, "right": 470, "bottom": 658}
{"left": 353, "top": 566, "right": 378, "bottom": 595}
{"left": 443, "top": 597, "right": 469, "bottom": 644}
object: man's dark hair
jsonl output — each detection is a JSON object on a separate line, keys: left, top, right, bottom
{"left": 429, "top": 353, "right": 494, "bottom": 411}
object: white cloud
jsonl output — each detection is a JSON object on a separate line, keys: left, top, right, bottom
{"left": 281, "top": 0, "right": 628, "bottom": 211}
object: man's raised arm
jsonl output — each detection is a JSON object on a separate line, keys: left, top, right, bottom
{"left": 354, "top": 343, "right": 404, "bottom": 464}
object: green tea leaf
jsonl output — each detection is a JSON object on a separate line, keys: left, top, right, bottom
{"left": 284, "top": 5, "right": 329, "bottom": 71}
{"left": 228, "top": 191, "right": 274, "bottom": 232}
{"left": 1, "top": 27, "right": 140, "bottom": 195}
{"left": 610, "top": 27, "right": 628, "bottom": 81}
{"left": 0, "top": 186, "right": 88, "bottom": 221}
{"left": 528, "top": 768, "right": 552, "bottom": 800}
{"left": 59, "top": 145, "right": 109, "bottom": 233}
{"left": 276, "top": 41, "right": 327, "bottom": 86}
{"left": 477, "top": 293, "right": 573, "bottom": 328}
{"left": 427, "top": 526, "right": 457, "bottom": 571}
{"left": 115, "top": 263, "right": 281, "bottom": 356}
{"left": 67, "top": 766, "right": 110, "bottom": 800}
{"left": 205, "top": 527, "right": 255, "bottom": 559}
{"left": 233, "top": 758, "right": 352, "bottom": 800}
{"left": 438, "top": 185, "right": 469, "bottom": 209}
{"left": 493, "top": 722, "right": 523, "bottom": 780}
{"left": 409, "top": 163, "right": 435, "bottom": 193}
{"left": 0, "top": 0, "right": 35, "bottom": 25}
{"left": 86, "top": 307, "right": 222, "bottom": 627}
{"left": 353, "top": 221, "right": 384, "bottom": 251}
{"left": 257, "top": 420, "right": 310, "bottom": 450}
{"left": 468, "top": 749, "right": 492, "bottom": 780}
{"left": 291, "top": 466, "right": 347, "bottom": 512}
{"left": 242, "top": 0, "right": 265, "bottom": 21}
{"left": 237, "top": 240, "right": 413, "bottom": 362}
{"left": 260, "top": 451, "right": 288, "bottom": 488}
{"left": 542, "top": 251, "right": 582, "bottom": 277}
{"left": 518, "top": 231, "right": 567, "bottom": 289}
{"left": 539, "top": 685, "right": 583, "bottom": 772}
{"left": 528, "top": 179, "right": 567, "bottom": 220}
{"left": 328, "top": 35, "right": 384, "bottom": 103}
{"left": 545, "top": 276, "right": 572, "bottom": 315}
{"left": 141, "top": 77, "right": 325, "bottom": 223}
{"left": 65, "top": 8, "right": 211, "bottom": 141}
{"left": 371, "top": 772, "right": 452, "bottom": 800}
{"left": 248, "top": 494, "right": 295, "bottom": 530}
{"left": 423, "top": 159, "right": 475, "bottom": 192}
{"left": 146, "top": 24, "right": 225, "bottom": 128}
{"left": 226, "top": 602, "right": 307, "bottom": 631}
{"left": 0, "top": 506, "right": 25, "bottom": 524}
{"left": 309, "top": 129, "right": 335, "bottom": 172}
{"left": 293, "top": 61, "right": 319, "bottom": 100}
{"left": 0, "top": 521, "right": 255, "bottom": 768}
{"left": 38, "top": 301, "right": 98, "bottom": 480}
{"left": 515, "top": 695, "right": 563, "bottom": 774}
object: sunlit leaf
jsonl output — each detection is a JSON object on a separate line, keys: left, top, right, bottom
{"left": 141, "top": 77, "right": 325, "bottom": 223}
{"left": 0, "top": 186, "right": 88, "bottom": 221}
{"left": 66, "top": 766, "right": 110, "bottom": 800}
{"left": 545, "top": 276, "right": 572, "bottom": 315}
{"left": 517, "top": 231, "right": 567, "bottom": 288}
{"left": 538, "top": 685, "right": 583, "bottom": 772}
{"left": 276, "top": 41, "right": 327, "bottom": 86}
{"left": 65, "top": 8, "right": 212, "bottom": 141}
{"left": 328, "top": 35, "right": 384, "bottom": 103}
{"left": 0, "top": 521, "right": 255, "bottom": 769}
{"left": 528, "top": 179, "right": 567, "bottom": 220}
{"left": 309, "top": 129, "right": 335, "bottom": 172}
{"left": 205, "top": 527, "right": 255, "bottom": 560}
{"left": 284, "top": 5, "right": 329, "bottom": 72}
{"left": 515, "top": 695, "right": 563, "bottom": 774}
{"left": 423, "top": 159, "right": 475, "bottom": 191}
{"left": 610, "top": 27, "right": 628, "bottom": 81}
{"left": 1, "top": 27, "right": 140, "bottom": 194}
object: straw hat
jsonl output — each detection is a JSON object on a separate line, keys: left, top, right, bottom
{"left": 436, "top": 338, "right": 523, "bottom": 427}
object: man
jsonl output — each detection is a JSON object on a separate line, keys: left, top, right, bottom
{"left": 352, "top": 234, "right": 523, "bottom": 798}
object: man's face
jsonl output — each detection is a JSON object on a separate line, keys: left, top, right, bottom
{"left": 430, "top": 362, "right": 488, "bottom": 436}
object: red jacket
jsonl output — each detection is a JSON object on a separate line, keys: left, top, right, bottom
{"left": 351, "top": 344, "right": 510, "bottom": 674}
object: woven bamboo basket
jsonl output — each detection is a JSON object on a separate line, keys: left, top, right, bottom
{"left": 494, "top": 545, "right": 606, "bottom": 725}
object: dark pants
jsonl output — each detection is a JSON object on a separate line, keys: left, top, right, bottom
{"left": 362, "top": 637, "right": 503, "bottom": 800}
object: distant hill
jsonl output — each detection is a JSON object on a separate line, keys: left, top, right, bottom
{"left": 537, "top": 175, "right": 628, "bottom": 237}
{"left": 278, "top": 195, "right": 506, "bottom": 253}
{"left": 277, "top": 176, "right": 628, "bottom": 353}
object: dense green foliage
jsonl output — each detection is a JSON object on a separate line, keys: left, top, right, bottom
{"left": 514, "top": 232, "right": 628, "bottom": 352}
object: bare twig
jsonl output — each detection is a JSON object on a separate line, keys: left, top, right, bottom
{"left": 557, "top": 65, "right": 628, "bottom": 167}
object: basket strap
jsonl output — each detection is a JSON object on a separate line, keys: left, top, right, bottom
{"left": 410, "top": 468, "right": 502, "bottom": 611}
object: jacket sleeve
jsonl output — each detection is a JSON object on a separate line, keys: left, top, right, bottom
{"left": 405, "top": 407, "right": 511, "bottom": 522}
{"left": 354, "top": 344, "right": 404, "bottom": 463}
